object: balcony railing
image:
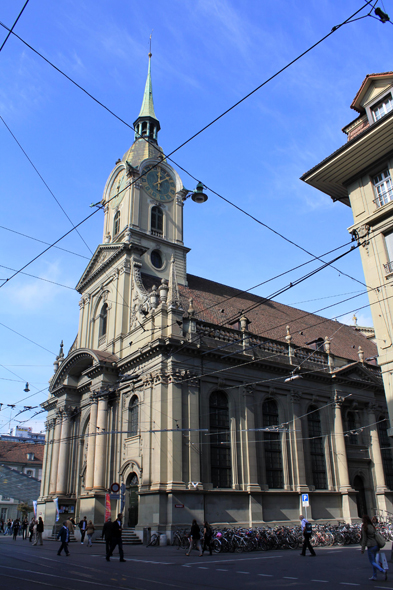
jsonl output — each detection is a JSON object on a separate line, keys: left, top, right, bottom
{"left": 384, "top": 260, "right": 393, "bottom": 274}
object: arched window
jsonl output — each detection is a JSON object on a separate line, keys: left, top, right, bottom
{"left": 307, "top": 405, "right": 327, "bottom": 489}
{"left": 262, "top": 399, "right": 283, "bottom": 489}
{"left": 209, "top": 391, "right": 231, "bottom": 488}
{"left": 377, "top": 417, "right": 393, "bottom": 490}
{"left": 99, "top": 303, "right": 108, "bottom": 337}
{"left": 129, "top": 395, "right": 139, "bottom": 437}
{"left": 113, "top": 210, "right": 120, "bottom": 237}
{"left": 347, "top": 411, "right": 358, "bottom": 445}
{"left": 151, "top": 206, "right": 163, "bottom": 233}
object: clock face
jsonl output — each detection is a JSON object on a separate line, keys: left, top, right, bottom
{"left": 141, "top": 165, "right": 176, "bottom": 202}
{"left": 109, "top": 170, "right": 127, "bottom": 208}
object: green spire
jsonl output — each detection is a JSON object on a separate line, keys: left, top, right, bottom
{"left": 138, "top": 53, "right": 157, "bottom": 120}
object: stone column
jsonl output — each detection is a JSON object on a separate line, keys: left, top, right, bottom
{"left": 56, "top": 409, "right": 72, "bottom": 495}
{"left": 49, "top": 414, "right": 62, "bottom": 495}
{"left": 290, "top": 392, "right": 308, "bottom": 492}
{"left": 368, "top": 404, "right": 388, "bottom": 512}
{"left": 85, "top": 397, "right": 98, "bottom": 491}
{"left": 40, "top": 421, "right": 51, "bottom": 498}
{"left": 167, "top": 376, "right": 184, "bottom": 489}
{"left": 93, "top": 395, "right": 108, "bottom": 490}
{"left": 333, "top": 394, "right": 352, "bottom": 521}
{"left": 187, "top": 377, "right": 201, "bottom": 488}
{"left": 243, "top": 387, "right": 260, "bottom": 491}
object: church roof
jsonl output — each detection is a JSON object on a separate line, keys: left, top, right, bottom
{"left": 122, "top": 138, "right": 163, "bottom": 168}
{"left": 165, "top": 274, "right": 377, "bottom": 363}
{"left": 138, "top": 54, "right": 158, "bottom": 120}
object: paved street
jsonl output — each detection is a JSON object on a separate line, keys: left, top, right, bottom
{"left": 0, "top": 535, "right": 392, "bottom": 589}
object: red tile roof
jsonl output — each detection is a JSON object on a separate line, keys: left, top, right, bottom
{"left": 0, "top": 441, "right": 44, "bottom": 465}
{"left": 143, "top": 273, "right": 377, "bottom": 363}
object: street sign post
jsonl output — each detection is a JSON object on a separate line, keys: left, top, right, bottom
{"left": 302, "top": 493, "right": 309, "bottom": 519}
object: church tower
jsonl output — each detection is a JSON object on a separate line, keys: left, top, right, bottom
{"left": 75, "top": 53, "right": 189, "bottom": 358}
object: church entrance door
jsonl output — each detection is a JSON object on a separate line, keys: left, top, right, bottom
{"left": 353, "top": 475, "right": 367, "bottom": 518}
{"left": 126, "top": 473, "right": 139, "bottom": 528}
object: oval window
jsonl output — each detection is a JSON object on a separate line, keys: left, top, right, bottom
{"left": 151, "top": 250, "right": 163, "bottom": 269}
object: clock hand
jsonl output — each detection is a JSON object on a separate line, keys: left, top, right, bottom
{"left": 153, "top": 174, "right": 170, "bottom": 189}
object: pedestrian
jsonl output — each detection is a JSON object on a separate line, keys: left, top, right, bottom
{"left": 202, "top": 521, "right": 213, "bottom": 556}
{"left": 102, "top": 518, "right": 112, "bottom": 560}
{"left": 299, "top": 514, "right": 316, "bottom": 557}
{"left": 28, "top": 517, "right": 35, "bottom": 542}
{"left": 64, "top": 517, "right": 75, "bottom": 540}
{"left": 86, "top": 520, "right": 95, "bottom": 547}
{"left": 107, "top": 513, "right": 126, "bottom": 562}
{"left": 22, "top": 517, "right": 28, "bottom": 540}
{"left": 32, "top": 520, "right": 38, "bottom": 545}
{"left": 57, "top": 523, "right": 70, "bottom": 556}
{"left": 79, "top": 516, "right": 87, "bottom": 544}
{"left": 186, "top": 519, "right": 202, "bottom": 557}
{"left": 7, "top": 519, "right": 12, "bottom": 535}
{"left": 36, "top": 517, "right": 44, "bottom": 546}
{"left": 361, "top": 514, "right": 387, "bottom": 581}
{"left": 12, "top": 518, "right": 20, "bottom": 541}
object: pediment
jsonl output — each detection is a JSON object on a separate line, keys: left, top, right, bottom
{"left": 333, "top": 362, "right": 382, "bottom": 386}
{"left": 76, "top": 244, "right": 124, "bottom": 292}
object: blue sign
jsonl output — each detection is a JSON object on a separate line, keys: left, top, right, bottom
{"left": 302, "top": 494, "right": 309, "bottom": 503}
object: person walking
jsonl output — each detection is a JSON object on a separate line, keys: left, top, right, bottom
{"left": 36, "top": 517, "right": 44, "bottom": 546}
{"left": 12, "top": 518, "right": 20, "bottom": 541}
{"left": 28, "top": 517, "right": 35, "bottom": 542}
{"left": 102, "top": 518, "right": 112, "bottom": 560}
{"left": 299, "top": 514, "right": 316, "bottom": 557}
{"left": 22, "top": 517, "right": 28, "bottom": 540}
{"left": 107, "top": 513, "right": 126, "bottom": 562}
{"left": 86, "top": 520, "right": 95, "bottom": 547}
{"left": 32, "top": 520, "right": 38, "bottom": 545}
{"left": 186, "top": 519, "right": 203, "bottom": 557}
{"left": 57, "top": 523, "right": 70, "bottom": 556}
{"left": 361, "top": 514, "right": 387, "bottom": 581}
{"left": 202, "top": 521, "right": 213, "bottom": 556}
{"left": 79, "top": 516, "right": 87, "bottom": 544}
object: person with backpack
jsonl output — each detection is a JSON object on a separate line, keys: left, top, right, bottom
{"left": 186, "top": 519, "right": 202, "bottom": 557}
{"left": 361, "top": 514, "right": 387, "bottom": 581}
{"left": 299, "top": 514, "right": 316, "bottom": 557}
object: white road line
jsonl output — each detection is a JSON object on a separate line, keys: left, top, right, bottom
{"left": 311, "top": 580, "right": 329, "bottom": 583}
{"left": 198, "top": 567, "right": 208, "bottom": 569}
{"left": 258, "top": 574, "right": 273, "bottom": 577}
{"left": 186, "top": 555, "right": 282, "bottom": 565}
{"left": 182, "top": 565, "right": 191, "bottom": 567}
{"left": 340, "top": 584, "right": 360, "bottom": 586}
{"left": 216, "top": 569, "right": 228, "bottom": 571}
{"left": 237, "top": 571, "right": 250, "bottom": 574}
{"left": 283, "top": 576, "right": 298, "bottom": 579}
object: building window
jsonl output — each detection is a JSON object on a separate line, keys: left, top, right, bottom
{"left": 129, "top": 395, "right": 139, "bottom": 436}
{"left": 307, "top": 406, "right": 327, "bottom": 490}
{"left": 151, "top": 206, "right": 163, "bottom": 234}
{"left": 26, "top": 470, "right": 33, "bottom": 477}
{"left": 372, "top": 94, "right": 393, "bottom": 122}
{"left": 373, "top": 169, "right": 393, "bottom": 207}
{"left": 151, "top": 249, "right": 163, "bottom": 269}
{"left": 113, "top": 210, "right": 121, "bottom": 237}
{"left": 1, "top": 508, "right": 7, "bottom": 520}
{"left": 27, "top": 453, "right": 35, "bottom": 461}
{"left": 262, "top": 399, "right": 283, "bottom": 489}
{"left": 99, "top": 303, "right": 108, "bottom": 337}
{"left": 377, "top": 417, "right": 393, "bottom": 490}
{"left": 209, "top": 391, "right": 231, "bottom": 488}
{"left": 347, "top": 411, "right": 358, "bottom": 445}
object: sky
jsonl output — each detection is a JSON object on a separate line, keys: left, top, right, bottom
{"left": 0, "top": 0, "right": 392, "bottom": 434}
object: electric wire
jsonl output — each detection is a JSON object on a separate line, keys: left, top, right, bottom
{"left": 0, "top": 0, "right": 29, "bottom": 52}
{"left": 0, "top": 225, "right": 90, "bottom": 260}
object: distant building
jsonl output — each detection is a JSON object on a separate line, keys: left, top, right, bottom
{"left": 0, "top": 441, "right": 44, "bottom": 521}
{"left": 0, "top": 426, "right": 45, "bottom": 443}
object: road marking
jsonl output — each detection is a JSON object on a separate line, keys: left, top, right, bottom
{"left": 187, "top": 555, "right": 282, "bottom": 565}
{"left": 216, "top": 569, "right": 228, "bottom": 571}
{"left": 198, "top": 567, "right": 208, "bottom": 569}
{"left": 182, "top": 565, "right": 191, "bottom": 567}
{"left": 237, "top": 571, "right": 250, "bottom": 574}
{"left": 284, "top": 577, "right": 298, "bottom": 579}
{"left": 258, "top": 574, "right": 273, "bottom": 577}
{"left": 312, "top": 580, "right": 329, "bottom": 583}
{"left": 340, "top": 584, "right": 360, "bottom": 586}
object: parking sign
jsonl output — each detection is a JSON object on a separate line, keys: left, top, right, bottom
{"left": 302, "top": 493, "right": 309, "bottom": 507}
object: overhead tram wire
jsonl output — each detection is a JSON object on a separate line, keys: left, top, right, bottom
{"left": 0, "top": 0, "right": 378, "bottom": 289}
{"left": 0, "top": 264, "right": 76, "bottom": 291}
{"left": 0, "top": 225, "right": 90, "bottom": 260}
{"left": 0, "top": 0, "right": 29, "bottom": 52}
{"left": 0, "top": 116, "right": 93, "bottom": 256}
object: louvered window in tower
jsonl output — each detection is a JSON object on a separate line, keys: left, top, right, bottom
{"left": 151, "top": 206, "right": 163, "bottom": 236}
{"left": 113, "top": 210, "right": 121, "bottom": 237}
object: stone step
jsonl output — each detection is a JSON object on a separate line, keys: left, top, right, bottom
{"left": 47, "top": 529, "right": 142, "bottom": 545}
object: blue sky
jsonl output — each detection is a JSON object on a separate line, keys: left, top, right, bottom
{"left": 0, "top": 0, "right": 392, "bottom": 433}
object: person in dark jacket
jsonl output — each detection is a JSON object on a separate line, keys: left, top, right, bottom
{"left": 202, "top": 521, "right": 213, "bottom": 556}
{"left": 12, "top": 519, "right": 20, "bottom": 541}
{"left": 79, "top": 516, "right": 87, "bottom": 544}
{"left": 36, "top": 517, "right": 44, "bottom": 546}
{"left": 299, "top": 514, "right": 316, "bottom": 557}
{"left": 102, "top": 518, "right": 112, "bottom": 560}
{"left": 107, "top": 514, "right": 125, "bottom": 562}
{"left": 186, "top": 519, "right": 202, "bottom": 557}
{"left": 22, "top": 518, "right": 28, "bottom": 540}
{"left": 28, "top": 517, "right": 35, "bottom": 542}
{"left": 57, "top": 524, "right": 70, "bottom": 556}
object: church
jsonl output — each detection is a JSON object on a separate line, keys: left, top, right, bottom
{"left": 38, "top": 57, "right": 393, "bottom": 537}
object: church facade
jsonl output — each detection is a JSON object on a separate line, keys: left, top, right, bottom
{"left": 38, "top": 59, "right": 393, "bottom": 536}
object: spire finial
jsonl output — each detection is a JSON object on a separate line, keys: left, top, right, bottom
{"left": 149, "top": 30, "right": 153, "bottom": 58}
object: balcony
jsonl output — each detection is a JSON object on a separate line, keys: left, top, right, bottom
{"left": 383, "top": 260, "right": 393, "bottom": 275}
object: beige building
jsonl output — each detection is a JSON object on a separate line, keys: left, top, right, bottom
{"left": 38, "top": 61, "right": 393, "bottom": 535}
{"left": 302, "top": 73, "right": 393, "bottom": 439}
